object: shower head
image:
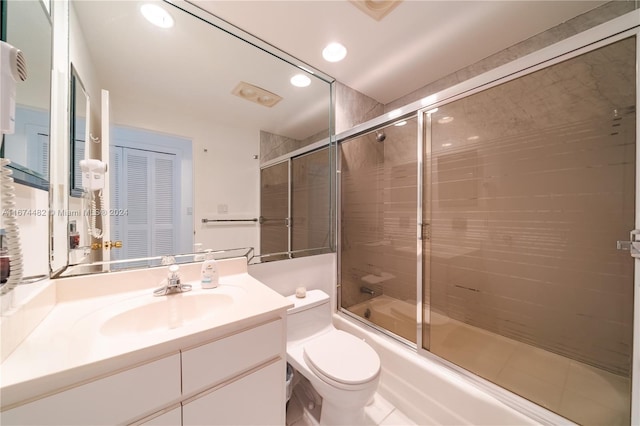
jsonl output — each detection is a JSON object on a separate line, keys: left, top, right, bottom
{"left": 375, "top": 131, "right": 386, "bottom": 142}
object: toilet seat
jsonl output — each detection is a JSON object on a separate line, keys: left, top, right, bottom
{"left": 303, "top": 330, "right": 380, "bottom": 389}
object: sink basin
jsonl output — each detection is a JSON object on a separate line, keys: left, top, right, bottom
{"left": 97, "top": 286, "right": 246, "bottom": 337}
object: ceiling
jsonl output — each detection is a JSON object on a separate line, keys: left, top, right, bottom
{"left": 193, "top": 0, "right": 608, "bottom": 105}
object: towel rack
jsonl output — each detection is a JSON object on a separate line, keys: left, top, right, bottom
{"left": 201, "top": 216, "right": 290, "bottom": 225}
{"left": 202, "top": 218, "right": 259, "bottom": 223}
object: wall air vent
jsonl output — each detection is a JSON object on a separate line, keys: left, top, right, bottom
{"left": 349, "top": 0, "right": 402, "bottom": 21}
{"left": 231, "top": 82, "right": 282, "bottom": 108}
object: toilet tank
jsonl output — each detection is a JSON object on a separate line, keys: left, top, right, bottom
{"left": 286, "top": 289, "right": 333, "bottom": 343}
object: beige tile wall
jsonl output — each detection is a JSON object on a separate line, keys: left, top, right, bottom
{"left": 260, "top": 161, "right": 289, "bottom": 257}
{"left": 291, "top": 148, "right": 331, "bottom": 252}
{"left": 340, "top": 117, "right": 419, "bottom": 335}
{"left": 428, "top": 37, "right": 636, "bottom": 376}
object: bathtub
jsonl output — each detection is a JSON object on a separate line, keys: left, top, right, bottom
{"left": 333, "top": 311, "right": 571, "bottom": 425}
{"left": 346, "top": 295, "right": 416, "bottom": 342}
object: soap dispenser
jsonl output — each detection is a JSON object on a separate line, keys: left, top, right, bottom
{"left": 200, "top": 250, "right": 219, "bottom": 289}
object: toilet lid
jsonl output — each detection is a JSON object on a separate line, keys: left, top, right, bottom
{"left": 303, "top": 330, "right": 380, "bottom": 385}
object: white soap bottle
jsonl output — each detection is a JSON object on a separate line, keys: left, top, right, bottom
{"left": 200, "top": 250, "right": 219, "bottom": 289}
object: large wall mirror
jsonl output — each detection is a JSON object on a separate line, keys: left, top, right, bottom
{"left": 56, "top": 0, "right": 334, "bottom": 277}
{"left": 0, "top": 0, "right": 52, "bottom": 189}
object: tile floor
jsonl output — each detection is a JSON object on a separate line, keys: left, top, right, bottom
{"left": 286, "top": 388, "right": 416, "bottom": 426}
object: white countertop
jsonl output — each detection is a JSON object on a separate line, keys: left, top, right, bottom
{"left": 0, "top": 258, "right": 292, "bottom": 410}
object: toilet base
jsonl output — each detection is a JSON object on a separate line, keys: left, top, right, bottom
{"left": 290, "top": 371, "right": 371, "bottom": 426}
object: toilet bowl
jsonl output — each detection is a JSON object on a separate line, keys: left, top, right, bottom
{"left": 286, "top": 289, "right": 380, "bottom": 425}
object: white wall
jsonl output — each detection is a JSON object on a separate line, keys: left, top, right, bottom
{"left": 111, "top": 94, "right": 260, "bottom": 254}
{"left": 69, "top": 3, "right": 102, "bottom": 136}
{"left": 249, "top": 253, "right": 336, "bottom": 299}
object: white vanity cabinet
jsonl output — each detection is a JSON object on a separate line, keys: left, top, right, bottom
{"left": 181, "top": 319, "right": 286, "bottom": 425}
{"left": 1, "top": 354, "right": 182, "bottom": 425}
{"left": 2, "top": 317, "right": 287, "bottom": 426}
{"left": 182, "top": 359, "right": 285, "bottom": 425}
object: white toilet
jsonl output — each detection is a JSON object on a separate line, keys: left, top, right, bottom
{"left": 286, "top": 289, "right": 381, "bottom": 425}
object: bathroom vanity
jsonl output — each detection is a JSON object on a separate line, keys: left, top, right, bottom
{"left": 0, "top": 258, "right": 291, "bottom": 425}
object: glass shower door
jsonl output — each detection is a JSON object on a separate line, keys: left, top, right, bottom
{"left": 340, "top": 117, "right": 419, "bottom": 342}
{"left": 423, "top": 36, "right": 636, "bottom": 425}
{"left": 260, "top": 161, "right": 289, "bottom": 259}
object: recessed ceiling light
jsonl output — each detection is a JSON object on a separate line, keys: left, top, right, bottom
{"left": 257, "top": 95, "right": 274, "bottom": 105}
{"left": 322, "top": 42, "right": 347, "bottom": 62}
{"left": 141, "top": 3, "right": 174, "bottom": 28}
{"left": 394, "top": 120, "right": 407, "bottom": 127}
{"left": 239, "top": 87, "right": 256, "bottom": 97}
{"left": 290, "top": 74, "right": 311, "bottom": 87}
{"left": 437, "top": 116, "right": 454, "bottom": 124}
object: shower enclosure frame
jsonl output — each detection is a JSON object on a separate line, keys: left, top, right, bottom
{"left": 336, "top": 9, "right": 640, "bottom": 425}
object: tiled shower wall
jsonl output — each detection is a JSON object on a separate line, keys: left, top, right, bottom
{"left": 291, "top": 149, "right": 331, "bottom": 252}
{"left": 340, "top": 119, "right": 418, "bottom": 313}
{"left": 260, "top": 129, "right": 329, "bottom": 164}
{"left": 260, "top": 161, "right": 289, "bottom": 256}
{"left": 260, "top": 148, "right": 331, "bottom": 258}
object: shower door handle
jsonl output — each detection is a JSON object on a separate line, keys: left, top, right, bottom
{"left": 617, "top": 229, "right": 640, "bottom": 258}
{"left": 419, "top": 223, "right": 431, "bottom": 241}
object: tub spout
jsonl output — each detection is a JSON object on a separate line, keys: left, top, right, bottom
{"left": 360, "top": 286, "right": 375, "bottom": 296}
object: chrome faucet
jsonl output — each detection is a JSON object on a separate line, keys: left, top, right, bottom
{"left": 153, "top": 264, "right": 192, "bottom": 296}
{"left": 360, "top": 286, "right": 375, "bottom": 296}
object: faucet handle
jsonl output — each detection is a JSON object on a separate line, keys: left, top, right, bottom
{"left": 167, "top": 264, "right": 181, "bottom": 284}
{"left": 161, "top": 256, "right": 176, "bottom": 266}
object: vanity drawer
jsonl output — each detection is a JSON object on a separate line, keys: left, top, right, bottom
{"left": 182, "top": 358, "right": 285, "bottom": 426}
{"left": 1, "top": 353, "right": 181, "bottom": 425}
{"left": 182, "top": 319, "right": 283, "bottom": 396}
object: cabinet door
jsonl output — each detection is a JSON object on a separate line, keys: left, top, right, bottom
{"left": 1, "top": 354, "right": 181, "bottom": 425}
{"left": 182, "top": 319, "right": 283, "bottom": 396}
{"left": 182, "top": 359, "right": 285, "bottom": 426}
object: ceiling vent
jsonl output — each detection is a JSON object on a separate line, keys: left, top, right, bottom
{"left": 349, "top": 0, "right": 402, "bottom": 21}
{"left": 231, "top": 82, "right": 282, "bottom": 108}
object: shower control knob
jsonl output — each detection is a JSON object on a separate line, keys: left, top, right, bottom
{"left": 295, "top": 287, "right": 307, "bottom": 298}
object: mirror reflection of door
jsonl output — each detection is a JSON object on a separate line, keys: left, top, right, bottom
{"left": 260, "top": 146, "right": 331, "bottom": 261}
{"left": 110, "top": 147, "right": 178, "bottom": 268}
{"left": 291, "top": 147, "right": 331, "bottom": 253}
{"left": 109, "top": 125, "right": 193, "bottom": 269}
